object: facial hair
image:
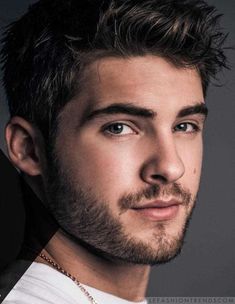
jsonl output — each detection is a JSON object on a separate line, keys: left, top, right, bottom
{"left": 45, "top": 152, "right": 196, "bottom": 265}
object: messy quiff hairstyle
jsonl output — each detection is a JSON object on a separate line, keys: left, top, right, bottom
{"left": 1, "top": 0, "right": 228, "bottom": 141}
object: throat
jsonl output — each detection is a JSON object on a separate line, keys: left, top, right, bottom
{"left": 37, "top": 230, "right": 150, "bottom": 302}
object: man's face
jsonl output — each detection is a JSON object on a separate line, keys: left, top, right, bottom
{"left": 45, "top": 55, "right": 206, "bottom": 265}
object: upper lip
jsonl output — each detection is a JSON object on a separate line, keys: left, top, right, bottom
{"left": 132, "top": 199, "right": 182, "bottom": 209}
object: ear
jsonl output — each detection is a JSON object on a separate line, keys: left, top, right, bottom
{"left": 5, "top": 116, "right": 46, "bottom": 176}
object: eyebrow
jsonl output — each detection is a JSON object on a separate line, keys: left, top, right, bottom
{"left": 83, "top": 101, "right": 208, "bottom": 123}
{"left": 84, "top": 103, "right": 156, "bottom": 122}
{"left": 177, "top": 103, "right": 208, "bottom": 118}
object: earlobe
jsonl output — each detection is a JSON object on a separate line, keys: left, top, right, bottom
{"left": 5, "top": 116, "right": 43, "bottom": 176}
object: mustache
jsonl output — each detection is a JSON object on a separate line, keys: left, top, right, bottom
{"left": 118, "top": 183, "right": 192, "bottom": 211}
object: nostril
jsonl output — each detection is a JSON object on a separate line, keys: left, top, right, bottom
{"left": 150, "top": 174, "right": 167, "bottom": 183}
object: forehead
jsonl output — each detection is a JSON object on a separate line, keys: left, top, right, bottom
{"left": 60, "top": 55, "right": 204, "bottom": 123}
{"left": 82, "top": 55, "right": 202, "bottom": 102}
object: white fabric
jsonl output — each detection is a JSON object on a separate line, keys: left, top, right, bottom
{"left": 3, "top": 262, "right": 148, "bottom": 304}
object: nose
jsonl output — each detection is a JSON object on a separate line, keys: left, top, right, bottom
{"left": 141, "top": 135, "right": 185, "bottom": 185}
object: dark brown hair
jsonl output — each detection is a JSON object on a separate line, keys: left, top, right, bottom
{"left": 1, "top": 0, "right": 228, "bottom": 140}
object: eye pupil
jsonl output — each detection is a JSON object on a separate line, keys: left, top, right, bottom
{"left": 109, "top": 123, "right": 123, "bottom": 134}
{"left": 178, "top": 123, "right": 187, "bottom": 131}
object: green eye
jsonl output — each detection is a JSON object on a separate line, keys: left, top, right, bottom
{"left": 104, "top": 123, "right": 135, "bottom": 135}
{"left": 174, "top": 123, "right": 199, "bottom": 133}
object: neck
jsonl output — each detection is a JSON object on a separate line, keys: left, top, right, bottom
{"left": 36, "top": 230, "right": 150, "bottom": 302}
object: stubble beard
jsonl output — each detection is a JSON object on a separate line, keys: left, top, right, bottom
{"left": 45, "top": 153, "right": 196, "bottom": 266}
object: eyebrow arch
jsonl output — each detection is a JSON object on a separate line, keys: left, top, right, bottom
{"left": 84, "top": 103, "right": 156, "bottom": 122}
{"left": 177, "top": 103, "right": 208, "bottom": 118}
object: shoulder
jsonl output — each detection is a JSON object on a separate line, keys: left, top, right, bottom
{"left": 2, "top": 262, "right": 85, "bottom": 304}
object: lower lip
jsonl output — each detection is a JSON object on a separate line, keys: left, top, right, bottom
{"left": 133, "top": 205, "right": 180, "bottom": 221}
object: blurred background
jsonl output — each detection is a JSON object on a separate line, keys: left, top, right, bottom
{"left": 0, "top": 0, "right": 234, "bottom": 296}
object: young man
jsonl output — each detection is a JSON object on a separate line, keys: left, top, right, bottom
{"left": 1, "top": 0, "right": 227, "bottom": 303}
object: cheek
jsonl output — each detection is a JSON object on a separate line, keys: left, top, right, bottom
{"left": 61, "top": 138, "right": 142, "bottom": 199}
{"left": 177, "top": 138, "right": 203, "bottom": 190}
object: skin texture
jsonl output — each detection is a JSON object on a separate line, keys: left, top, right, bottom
{"left": 5, "top": 55, "right": 205, "bottom": 301}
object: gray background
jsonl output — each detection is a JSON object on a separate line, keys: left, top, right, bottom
{"left": 0, "top": 0, "right": 234, "bottom": 297}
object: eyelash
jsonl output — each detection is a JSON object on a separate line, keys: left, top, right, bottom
{"left": 173, "top": 122, "right": 201, "bottom": 133}
{"left": 102, "top": 121, "right": 201, "bottom": 137}
{"left": 102, "top": 122, "right": 136, "bottom": 137}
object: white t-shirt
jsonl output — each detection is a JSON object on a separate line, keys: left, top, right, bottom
{"left": 3, "top": 262, "right": 148, "bottom": 304}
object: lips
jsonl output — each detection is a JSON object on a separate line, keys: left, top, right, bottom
{"left": 132, "top": 199, "right": 182, "bottom": 221}
{"left": 133, "top": 199, "right": 182, "bottom": 209}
